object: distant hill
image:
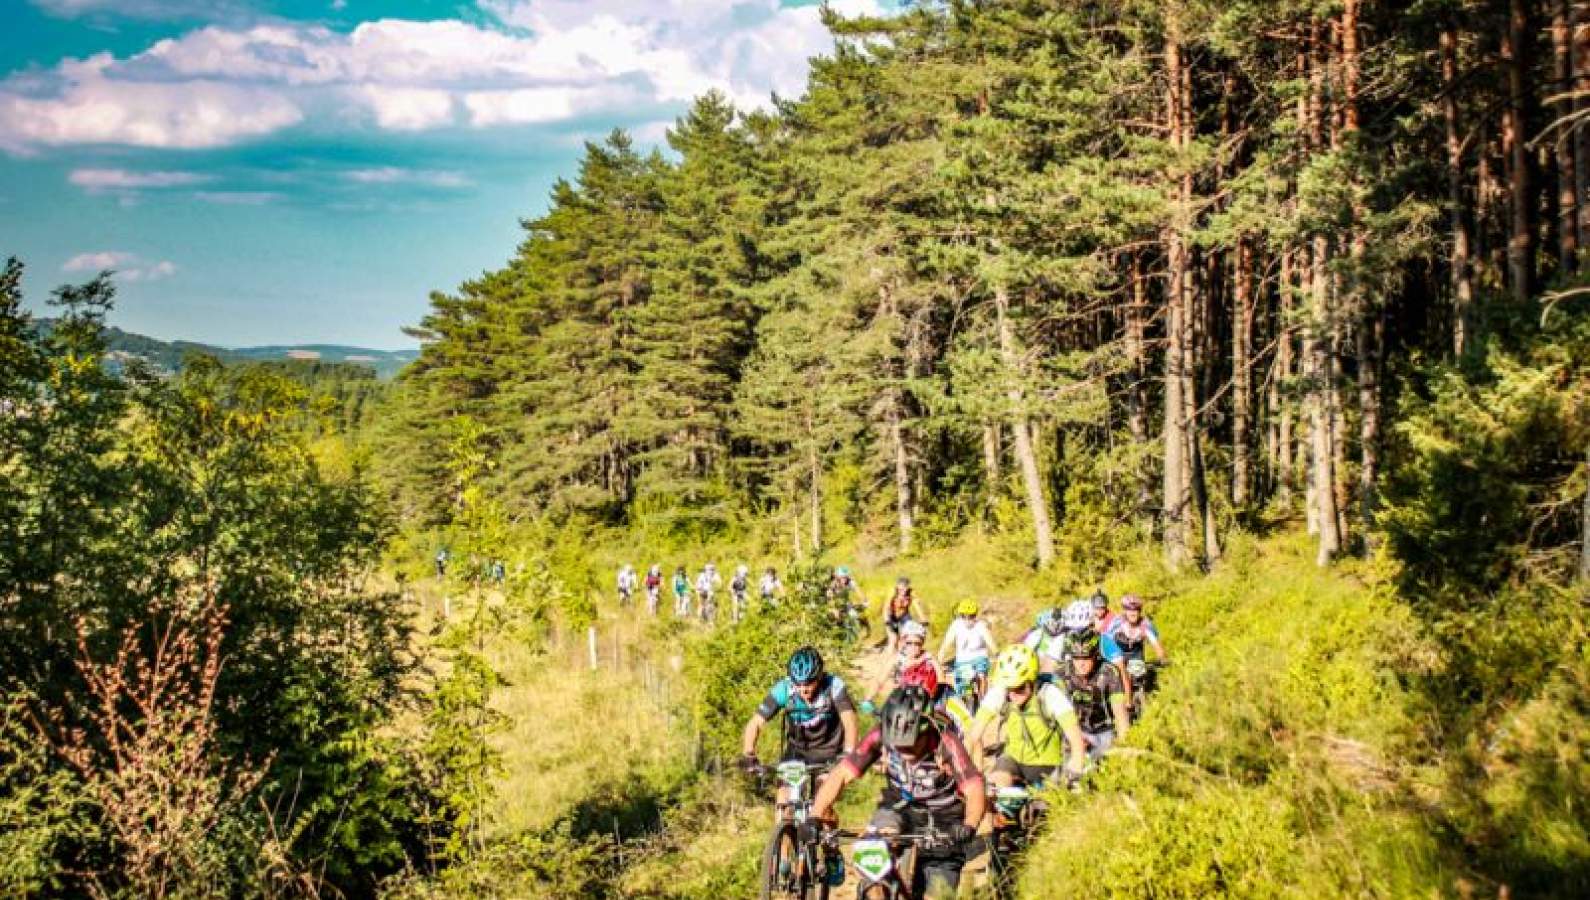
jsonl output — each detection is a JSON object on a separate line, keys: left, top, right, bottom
{"left": 35, "top": 320, "right": 418, "bottom": 379}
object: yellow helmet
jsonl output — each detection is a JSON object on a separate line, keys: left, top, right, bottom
{"left": 992, "top": 645, "right": 1038, "bottom": 690}
{"left": 955, "top": 599, "right": 980, "bottom": 617}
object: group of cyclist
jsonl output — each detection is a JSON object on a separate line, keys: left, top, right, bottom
{"left": 617, "top": 561, "right": 785, "bottom": 624}
{"left": 739, "top": 572, "right": 1170, "bottom": 895}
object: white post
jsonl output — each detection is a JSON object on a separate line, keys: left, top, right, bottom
{"left": 588, "top": 626, "right": 599, "bottom": 671}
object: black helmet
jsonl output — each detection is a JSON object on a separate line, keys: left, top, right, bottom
{"left": 1066, "top": 626, "right": 1102, "bottom": 660}
{"left": 879, "top": 686, "right": 932, "bottom": 748}
{"left": 788, "top": 646, "right": 825, "bottom": 684}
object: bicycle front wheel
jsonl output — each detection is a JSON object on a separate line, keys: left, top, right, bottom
{"left": 760, "top": 822, "right": 799, "bottom": 900}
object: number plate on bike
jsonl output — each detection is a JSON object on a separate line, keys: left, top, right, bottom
{"left": 776, "top": 761, "right": 808, "bottom": 791}
{"left": 851, "top": 839, "right": 893, "bottom": 881}
{"left": 1127, "top": 658, "right": 1148, "bottom": 678}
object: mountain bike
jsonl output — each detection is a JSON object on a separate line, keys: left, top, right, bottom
{"left": 756, "top": 761, "right": 835, "bottom": 900}
{"left": 844, "top": 815, "right": 971, "bottom": 900}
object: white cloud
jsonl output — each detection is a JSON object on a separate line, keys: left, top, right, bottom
{"left": 0, "top": 2, "right": 889, "bottom": 152}
{"left": 343, "top": 166, "right": 472, "bottom": 188}
{"left": 29, "top": 0, "right": 222, "bottom": 19}
{"left": 62, "top": 251, "right": 177, "bottom": 281}
{"left": 63, "top": 251, "right": 136, "bottom": 271}
{"left": 68, "top": 167, "right": 210, "bottom": 190}
{"left": 194, "top": 190, "right": 282, "bottom": 204}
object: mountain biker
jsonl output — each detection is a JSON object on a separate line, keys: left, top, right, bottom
{"left": 809, "top": 686, "right": 987, "bottom": 897}
{"left": 861, "top": 621, "right": 943, "bottom": 715}
{"left": 644, "top": 564, "right": 663, "bottom": 616}
{"left": 970, "top": 645, "right": 1088, "bottom": 791}
{"left": 731, "top": 564, "right": 751, "bottom": 623}
{"left": 827, "top": 565, "right": 869, "bottom": 638}
{"left": 1059, "top": 627, "right": 1131, "bottom": 761}
{"left": 759, "top": 566, "right": 783, "bottom": 604}
{"left": 672, "top": 566, "right": 691, "bottom": 617}
{"left": 1106, "top": 594, "right": 1167, "bottom": 664}
{"left": 882, "top": 577, "right": 927, "bottom": 653}
{"left": 434, "top": 547, "right": 448, "bottom": 579}
{"left": 1090, "top": 590, "right": 1118, "bottom": 634}
{"left": 695, "top": 563, "right": 721, "bottom": 623}
{"left": 617, "top": 563, "right": 637, "bottom": 607}
{"left": 1020, "top": 607, "right": 1068, "bottom": 676}
{"left": 938, "top": 599, "right": 997, "bottom": 708}
{"left": 741, "top": 647, "right": 859, "bottom": 792}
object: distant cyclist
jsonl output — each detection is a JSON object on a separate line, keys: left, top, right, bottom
{"left": 730, "top": 564, "right": 751, "bottom": 623}
{"left": 1090, "top": 589, "right": 1118, "bottom": 634}
{"left": 617, "top": 563, "right": 638, "bottom": 607}
{"left": 827, "top": 566, "right": 869, "bottom": 639}
{"left": 695, "top": 563, "right": 722, "bottom": 623}
{"left": 882, "top": 577, "right": 927, "bottom": 653}
{"left": 644, "top": 564, "right": 663, "bottom": 616}
{"left": 1021, "top": 607, "right": 1069, "bottom": 677}
{"left": 759, "top": 566, "right": 783, "bottom": 605}
{"left": 1106, "top": 594, "right": 1167, "bottom": 664}
{"left": 434, "top": 547, "right": 448, "bottom": 579}
{"left": 938, "top": 599, "right": 997, "bottom": 709}
{"left": 672, "top": 566, "right": 691, "bottom": 617}
{"left": 861, "top": 621, "right": 943, "bottom": 715}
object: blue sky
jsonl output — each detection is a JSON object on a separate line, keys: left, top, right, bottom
{"left": 0, "top": 0, "right": 883, "bottom": 349}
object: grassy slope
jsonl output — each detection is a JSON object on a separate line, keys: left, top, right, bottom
{"left": 466, "top": 525, "right": 1583, "bottom": 898}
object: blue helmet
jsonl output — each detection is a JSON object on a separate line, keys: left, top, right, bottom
{"left": 788, "top": 646, "right": 825, "bottom": 684}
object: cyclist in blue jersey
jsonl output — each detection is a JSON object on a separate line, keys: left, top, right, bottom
{"left": 741, "top": 647, "right": 859, "bottom": 779}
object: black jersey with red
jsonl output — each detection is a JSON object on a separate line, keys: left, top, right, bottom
{"left": 840, "top": 726, "right": 983, "bottom": 811}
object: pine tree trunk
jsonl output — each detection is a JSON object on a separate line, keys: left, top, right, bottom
{"left": 996, "top": 287, "right": 1055, "bottom": 568}
{"left": 1505, "top": 0, "right": 1536, "bottom": 303}
{"left": 982, "top": 422, "right": 1002, "bottom": 499}
{"left": 1278, "top": 251, "right": 1296, "bottom": 504}
{"left": 1127, "top": 256, "right": 1153, "bottom": 512}
{"left": 1162, "top": 19, "right": 1194, "bottom": 568}
{"left": 1554, "top": 0, "right": 1578, "bottom": 271}
{"left": 1358, "top": 312, "right": 1383, "bottom": 541}
{"left": 1309, "top": 21, "right": 1342, "bottom": 564}
{"left": 891, "top": 406, "right": 913, "bottom": 556}
{"left": 1232, "top": 240, "right": 1254, "bottom": 507}
{"left": 1443, "top": 23, "right": 1478, "bottom": 357}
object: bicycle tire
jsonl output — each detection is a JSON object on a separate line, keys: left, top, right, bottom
{"left": 760, "top": 822, "right": 799, "bottom": 900}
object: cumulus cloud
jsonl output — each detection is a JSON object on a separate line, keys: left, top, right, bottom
{"left": 30, "top": 0, "right": 224, "bottom": 19}
{"left": 343, "top": 167, "right": 471, "bottom": 188}
{"left": 68, "top": 167, "right": 210, "bottom": 190}
{"left": 0, "top": 1, "right": 888, "bottom": 152}
{"left": 62, "top": 251, "right": 177, "bottom": 280}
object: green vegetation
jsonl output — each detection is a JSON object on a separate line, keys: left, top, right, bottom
{"left": 7, "top": 0, "right": 1590, "bottom": 897}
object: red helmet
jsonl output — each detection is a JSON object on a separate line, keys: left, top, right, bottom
{"left": 897, "top": 658, "right": 939, "bottom": 696}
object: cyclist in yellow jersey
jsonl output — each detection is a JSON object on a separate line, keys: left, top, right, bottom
{"left": 970, "top": 645, "right": 1088, "bottom": 789}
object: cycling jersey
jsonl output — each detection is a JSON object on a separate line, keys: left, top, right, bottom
{"left": 645, "top": 571, "right": 661, "bottom": 589}
{"left": 695, "top": 571, "right": 720, "bottom": 594}
{"left": 1060, "top": 665, "right": 1126, "bottom": 733}
{"left": 759, "top": 575, "right": 780, "bottom": 598}
{"left": 618, "top": 569, "right": 637, "bottom": 592}
{"left": 672, "top": 575, "right": 688, "bottom": 595}
{"left": 757, "top": 675, "right": 855, "bottom": 757}
{"left": 944, "top": 618, "right": 996, "bottom": 662}
{"left": 732, "top": 573, "right": 748, "bottom": 593}
{"left": 975, "top": 681, "right": 1079, "bottom": 768}
{"left": 884, "top": 595, "right": 919, "bottom": 631}
{"left": 1021, "top": 628, "right": 1067, "bottom": 668}
{"left": 842, "top": 725, "right": 982, "bottom": 811}
{"left": 1107, "top": 617, "right": 1160, "bottom": 659}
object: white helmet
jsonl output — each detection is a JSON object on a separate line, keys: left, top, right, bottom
{"left": 900, "top": 621, "right": 928, "bottom": 641}
{"left": 705, "top": 562, "right": 716, "bottom": 571}
{"left": 736, "top": 564, "right": 749, "bottom": 576}
{"left": 1062, "top": 600, "right": 1093, "bottom": 631}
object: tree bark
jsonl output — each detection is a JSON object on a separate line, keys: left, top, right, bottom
{"left": 1574, "top": 0, "right": 1590, "bottom": 249}
{"left": 1232, "top": 240, "right": 1254, "bottom": 507}
{"left": 1504, "top": 0, "right": 1536, "bottom": 303}
{"left": 1126, "top": 255, "right": 1153, "bottom": 512}
{"left": 982, "top": 422, "right": 1002, "bottom": 497}
{"left": 1162, "top": 18, "right": 1194, "bottom": 567}
{"left": 1277, "top": 251, "right": 1296, "bottom": 504}
{"left": 1553, "top": 0, "right": 1578, "bottom": 271}
{"left": 1309, "top": 19, "right": 1342, "bottom": 563}
{"left": 996, "top": 287, "right": 1055, "bottom": 568}
{"left": 1443, "top": 23, "right": 1478, "bottom": 357}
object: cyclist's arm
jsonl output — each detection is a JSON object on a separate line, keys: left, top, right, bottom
{"left": 967, "top": 684, "right": 1007, "bottom": 760}
{"left": 1146, "top": 621, "right": 1168, "bottom": 662}
{"left": 832, "top": 679, "right": 858, "bottom": 753}
{"left": 936, "top": 623, "right": 957, "bottom": 664}
{"left": 1106, "top": 669, "right": 1130, "bottom": 736}
{"left": 941, "top": 732, "right": 986, "bottom": 829}
{"left": 812, "top": 729, "right": 879, "bottom": 820}
{"left": 743, "top": 687, "right": 785, "bottom": 756}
